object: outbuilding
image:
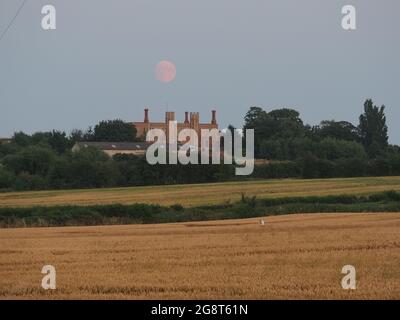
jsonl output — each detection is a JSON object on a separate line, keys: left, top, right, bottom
{"left": 72, "top": 141, "right": 152, "bottom": 157}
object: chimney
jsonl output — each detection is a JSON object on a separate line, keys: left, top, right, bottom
{"left": 165, "top": 111, "right": 175, "bottom": 123}
{"left": 144, "top": 108, "right": 149, "bottom": 123}
{"left": 211, "top": 110, "right": 217, "bottom": 125}
{"left": 184, "top": 111, "right": 189, "bottom": 124}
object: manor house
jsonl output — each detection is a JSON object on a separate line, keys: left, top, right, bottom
{"left": 132, "top": 108, "right": 218, "bottom": 142}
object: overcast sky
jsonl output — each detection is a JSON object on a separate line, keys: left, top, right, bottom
{"left": 0, "top": 0, "right": 399, "bottom": 143}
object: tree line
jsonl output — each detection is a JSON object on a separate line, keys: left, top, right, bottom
{"left": 244, "top": 99, "right": 400, "bottom": 178}
{"left": 0, "top": 99, "right": 399, "bottom": 191}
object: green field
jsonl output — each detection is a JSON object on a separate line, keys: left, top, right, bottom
{"left": 1, "top": 176, "right": 400, "bottom": 208}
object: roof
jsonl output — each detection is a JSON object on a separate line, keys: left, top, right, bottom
{"left": 0, "top": 138, "right": 11, "bottom": 144}
{"left": 75, "top": 141, "right": 152, "bottom": 151}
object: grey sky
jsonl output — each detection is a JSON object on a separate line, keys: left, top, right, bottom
{"left": 0, "top": 0, "right": 399, "bottom": 143}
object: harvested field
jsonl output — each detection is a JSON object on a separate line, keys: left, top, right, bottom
{"left": 1, "top": 176, "right": 400, "bottom": 208}
{"left": 0, "top": 212, "right": 399, "bottom": 299}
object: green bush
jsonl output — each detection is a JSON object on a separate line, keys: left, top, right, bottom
{"left": 0, "top": 168, "right": 15, "bottom": 189}
{"left": 1, "top": 191, "right": 399, "bottom": 228}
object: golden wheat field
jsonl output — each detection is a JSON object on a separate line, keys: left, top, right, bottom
{"left": 0, "top": 212, "right": 399, "bottom": 299}
{"left": 1, "top": 176, "right": 400, "bottom": 208}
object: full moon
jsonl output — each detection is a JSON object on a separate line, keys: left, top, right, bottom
{"left": 155, "top": 60, "right": 176, "bottom": 83}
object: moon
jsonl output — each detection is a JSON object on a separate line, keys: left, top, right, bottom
{"left": 155, "top": 60, "right": 176, "bottom": 83}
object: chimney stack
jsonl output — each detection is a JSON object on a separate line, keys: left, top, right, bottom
{"left": 184, "top": 111, "right": 189, "bottom": 124}
{"left": 211, "top": 110, "right": 217, "bottom": 125}
{"left": 144, "top": 108, "right": 149, "bottom": 123}
{"left": 165, "top": 111, "right": 175, "bottom": 123}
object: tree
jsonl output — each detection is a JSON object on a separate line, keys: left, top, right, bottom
{"left": 93, "top": 119, "right": 137, "bottom": 142}
{"left": 2, "top": 146, "right": 56, "bottom": 176}
{"left": 227, "top": 124, "right": 236, "bottom": 137}
{"left": 359, "top": 99, "right": 388, "bottom": 153}
{"left": 10, "top": 130, "right": 71, "bottom": 154}
{"left": 243, "top": 107, "right": 266, "bottom": 130}
{"left": 12, "top": 132, "right": 32, "bottom": 147}
{"left": 221, "top": 125, "right": 237, "bottom": 156}
{"left": 244, "top": 107, "right": 305, "bottom": 140}
{"left": 316, "top": 138, "right": 366, "bottom": 161}
{"left": 43, "top": 130, "right": 72, "bottom": 153}
{"left": 243, "top": 106, "right": 306, "bottom": 158}
{"left": 84, "top": 126, "right": 94, "bottom": 141}
{"left": 313, "top": 120, "right": 359, "bottom": 142}
{"left": 0, "top": 167, "right": 15, "bottom": 189}
{"left": 267, "top": 108, "right": 304, "bottom": 139}
{"left": 69, "top": 129, "right": 85, "bottom": 143}
{"left": 243, "top": 107, "right": 270, "bottom": 157}
{"left": 67, "top": 147, "right": 120, "bottom": 188}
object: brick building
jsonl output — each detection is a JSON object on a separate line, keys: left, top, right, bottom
{"left": 132, "top": 109, "right": 218, "bottom": 143}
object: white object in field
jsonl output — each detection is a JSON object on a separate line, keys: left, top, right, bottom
{"left": 260, "top": 219, "right": 265, "bottom": 225}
